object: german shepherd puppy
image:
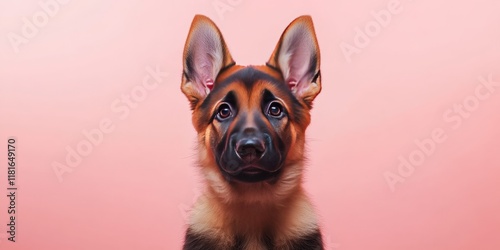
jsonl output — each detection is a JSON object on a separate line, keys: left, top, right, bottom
{"left": 181, "top": 15, "right": 323, "bottom": 250}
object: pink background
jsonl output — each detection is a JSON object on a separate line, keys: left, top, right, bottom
{"left": 1, "top": 0, "right": 500, "bottom": 249}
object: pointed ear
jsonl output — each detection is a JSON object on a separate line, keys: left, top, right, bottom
{"left": 181, "top": 15, "right": 235, "bottom": 109}
{"left": 267, "top": 16, "right": 321, "bottom": 108}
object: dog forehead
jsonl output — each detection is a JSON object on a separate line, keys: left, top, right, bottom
{"left": 217, "top": 66, "right": 284, "bottom": 94}
{"left": 200, "top": 66, "right": 289, "bottom": 108}
{"left": 216, "top": 65, "right": 283, "bottom": 83}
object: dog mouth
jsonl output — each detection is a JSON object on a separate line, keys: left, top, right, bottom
{"left": 240, "top": 166, "right": 264, "bottom": 175}
{"left": 221, "top": 164, "right": 281, "bottom": 183}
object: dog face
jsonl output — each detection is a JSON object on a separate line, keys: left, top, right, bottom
{"left": 181, "top": 15, "right": 320, "bottom": 200}
{"left": 197, "top": 66, "right": 309, "bottom": 183}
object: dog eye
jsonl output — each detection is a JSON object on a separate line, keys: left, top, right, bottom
{"left": 216, "top": 103, "right": 232, "bottom": 120}
{"left": 267, "top": 102, "right": 283, "bottom": 117}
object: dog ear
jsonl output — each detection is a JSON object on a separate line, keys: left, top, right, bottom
{"left": 181, "top": 15, "right": 234, "bottom": 109}
{"left": 267, "top": 16, "right": 321, "bottom": 108}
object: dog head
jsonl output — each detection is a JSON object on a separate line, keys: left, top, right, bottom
{"left": 181, "top": 15, "right": 320, "bottom": 202}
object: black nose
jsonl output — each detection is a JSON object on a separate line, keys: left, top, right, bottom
{"left": 235, "top": 128, "right": 266, "bottom": 162}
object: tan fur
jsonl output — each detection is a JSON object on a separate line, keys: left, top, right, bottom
{"left": 189, "top": 184, "right": 319, "bottom": 249}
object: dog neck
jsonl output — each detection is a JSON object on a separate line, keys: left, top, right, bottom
{"left": 187, "top": 163, "right": 319, "bottom": 248}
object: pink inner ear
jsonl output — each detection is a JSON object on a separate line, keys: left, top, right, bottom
{"left": 286, "top": 44, "right": 313, "bottom": 92}
{"left": 194, "top": 62, "right": 215, "bottom": 92}
{"left": 205, "top": 78, "right": 214, "bottom": 90}
{"left": 188, "top": 28, "right": 223, "bottom": 95}
{"left": 278, "top": 26, "right": 316, "bottom": 94}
